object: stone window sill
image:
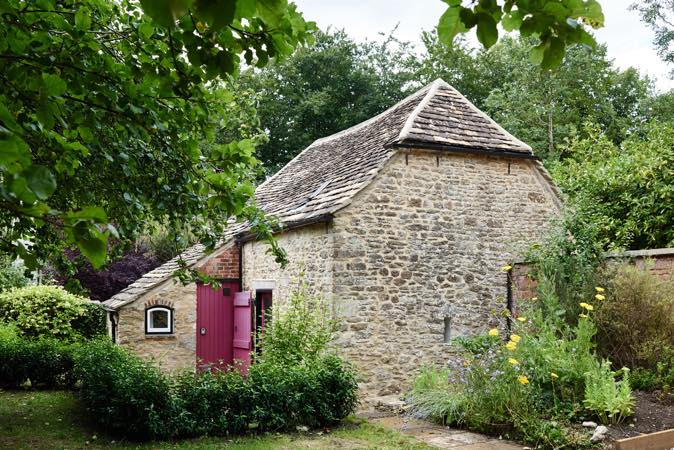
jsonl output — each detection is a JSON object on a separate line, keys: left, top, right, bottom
{"left": 145, "top": 334, "right": 176, "bottom": 340}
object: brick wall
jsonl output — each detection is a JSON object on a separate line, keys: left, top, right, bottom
{"left": 511, "top": 248, "right": 674, "bottom": 303}
{"left": 196, "top": 242, "right": 240, "bottom": 279}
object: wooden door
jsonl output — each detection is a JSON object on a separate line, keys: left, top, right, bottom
{"left": 196, "top": 282, "right": 236, "bottom": 370}
{"left": 233, "top": 291, "right": 253, "bottom": 374}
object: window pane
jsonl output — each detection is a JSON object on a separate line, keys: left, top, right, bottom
{"left": 151, "top": 310, "right": 169, "bottom": 329}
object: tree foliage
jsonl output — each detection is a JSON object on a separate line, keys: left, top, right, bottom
{"left": 552, "top": 122, "right": 674, "bottom": 250}
{"left": 437, "top": 0, "right": 605, "bottom": 69}
{"left": 238, "top": 29, "right": 415, "bottom": 173}
{"left": 631, "top": 1, "right": 674, "bottom": 77}
{"left": 0, "top": 0, "right": 314, "bottom": 270}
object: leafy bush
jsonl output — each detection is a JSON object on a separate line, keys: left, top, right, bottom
{"left": 552, "top": 121, "right": 674, "bottom": 250}
{"left": 524, "top": 212, "right": 603, "bottom": 325}
{"left": 0, "top": 256, "right": 29, "bottom": 293}
{"left": 0, "top": 285, "right": 105, "bottom": 340}
{"left": 407, "top": 290, "right": 633, "bottom": 448}
{"left": 0, "top": 324, "right": 76, "bottom": 389}
{"left": 260, "top": 281, "right": 338, "bottom": 366}
{"left": 73, "top": 339, "right": 358, "bottom": 439}
{"left": 74, "top": 339, "right": 175, "bottom": 439}
{"left": 594, "top": 263, "right": 674, "bottom": 370}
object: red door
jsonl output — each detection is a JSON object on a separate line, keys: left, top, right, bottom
{"left": 196, "top": 282, "right": 236, "bottom": 370}
{"left": 233, "top": 291, "right": 253, "bottom": 374}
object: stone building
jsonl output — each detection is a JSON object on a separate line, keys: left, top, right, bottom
{"left": 102, "top": 79, "right": 562, "bottom": 396}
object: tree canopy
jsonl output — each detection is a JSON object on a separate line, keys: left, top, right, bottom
{"left": 237, "top": 29, "right": 415, "bottom": 173}
{"left": 0, "top": 0, "right": 315, "bottom": 269}
{"left": 552, "top": 122, "right": 674, "bottom": 250}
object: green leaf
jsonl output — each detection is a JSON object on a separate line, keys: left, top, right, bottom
{"left": 437, "top": 5, "right": 464, "bottom": 45}
{"left": 195, "top": 0, "right": 236, "bottom": 30}
{"left": 139, "top": 22, "right": 154, "bottom": 40}
{"left": 530, "top": 43, "right": 545, "bottom": 65}
{"left": 140, "top": 0, "right": 193, "bottom": 27}
{"left": 502, "top": 10, "right": 522, "bottom": 32}
{"left": 72, "top": 222, "right": 107, "bottom": 269}
{"left": 543, "top": 3, "right": 568, "bottom": 21}
{"left": 9, "top": 176, "right": 37, "bottom": 204}
{"left": 75, "top": 8, "right": 92, "bottom": 30}
{"left": 257, "top": 0, "right": 285, "bottom": 25}
{"left": 0, "top": 134, "right": 31, "bottom": 173}
{"left": 25, "top": 165, "right": 57, "bottom": 200}
{"left": 41, "top": 73, "right": 67, "bottom": 97}
{"left": 541, "top": 37, "right": 566, "bottom": 70}
{"left": 475, "top": 13, "right": 498, "bottom": 48}
{"left": 236, "top": 0, "right": 257, "bottom": 18}
{"left": 66, "top": 206, "right": 108, "bottom": 223}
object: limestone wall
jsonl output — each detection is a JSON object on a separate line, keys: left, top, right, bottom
{"left": 330, "top": 149, "right": 560, "bottom": 396}
{"left": 241, "top": 222, "right": 335, "bottom": 304}
{"left": 116, "top": 280, "right": 197, "bottom": 372}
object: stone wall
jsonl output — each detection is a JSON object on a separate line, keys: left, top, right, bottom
{"left": 330, "top": 149, "right": 560, "bottom": 396}
{"left": 114, "top": 242, "right": 240, "bottom": 372}
{"left": 241, "top": 222, "right": 335, "bottom": 305}
{"left": 116, "top": 280, "right": 197, "bottom": 372}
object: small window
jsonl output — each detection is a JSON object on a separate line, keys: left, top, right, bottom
{"left": 145, "top": 306, "right": 173, "bottom": 334}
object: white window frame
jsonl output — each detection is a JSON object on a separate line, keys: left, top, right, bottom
{"left": 145, "top": 306, "right": 173, "bottom": 335}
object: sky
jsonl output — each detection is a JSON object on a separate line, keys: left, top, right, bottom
{"left": 293, "top": 0, "right": 674, "bottom": 92}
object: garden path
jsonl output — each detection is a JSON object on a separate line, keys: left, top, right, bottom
{"left": 365, "top": 414, "right": 525, "bottom": 450}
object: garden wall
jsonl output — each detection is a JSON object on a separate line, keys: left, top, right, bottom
{"left": 511, "top": 248, "right": 674, "bottom": 302}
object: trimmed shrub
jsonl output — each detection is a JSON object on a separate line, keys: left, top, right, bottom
{"left": 0, "top": 285, "right": 105, "bottom": 340}
{"left": 73, "top": 340, "right": 358, "bottom": 440}
{"left": 0, "top": 324, "right": 76, "bottom": 389}
{"left": 74, "top": 340, "right": 174, "bottom": 439}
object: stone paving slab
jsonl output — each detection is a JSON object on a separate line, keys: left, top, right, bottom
{"left": 369, "top": 416, "right": 525, "bottom": 450}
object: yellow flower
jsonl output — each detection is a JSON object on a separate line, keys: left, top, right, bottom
{"left": 510, "top": 334, "right": 521, "bottom": 343}
{"left": 595, "top": 287, "right": 605, "bottom": 293}
{"left": 579, "top": 302, "right": 589, "bottom": 309}
{"left": 585, "top": 304, "right": 594, "bottom": 311}
{"left": 516, "top": 317, "right": 527, "bottom": 322}
{"left": 508, "top": 358, "right": 519, "bottom": 366}
{"left": 463, "top": 360, "right": 470, "bottom": 367}
{"left": 505, "top": 341, "right": 517, "bottom": 351}
{"left": 551, "top": 372, "right": 559, "bottom": 379}
{"left": 595, "top": 294, "right": 605, "bottom": 301}
{"left": 517, "top": 375, "right": 529, "bottom": 385}
{"left": 579, "top": 313, "right": 588, "bottom": 318}
{"left": 531, "top": 297, "right": 538, "bottom": 301}
{"left": 501, "top": 265, "right": 513, "bottom": 272}
{"left": 488, "top": 328, "right": 499, "bottom": 337}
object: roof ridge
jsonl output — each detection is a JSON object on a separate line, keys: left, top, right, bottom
{"left": 397, "top": 79, "right": 446, "bottom": 143}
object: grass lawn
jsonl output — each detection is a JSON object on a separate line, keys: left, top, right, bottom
{"left": 0, "top": 389, "right": 431, "bottom": 449}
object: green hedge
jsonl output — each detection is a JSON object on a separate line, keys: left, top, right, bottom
{"left": 0, "top": 327, "right": 359, "bottom": 440}
{"left": 0, "top": 324, "right": 76, "bottom": 389}
{"left": 0, "top": 285, "right": 106, "bottom": 340}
